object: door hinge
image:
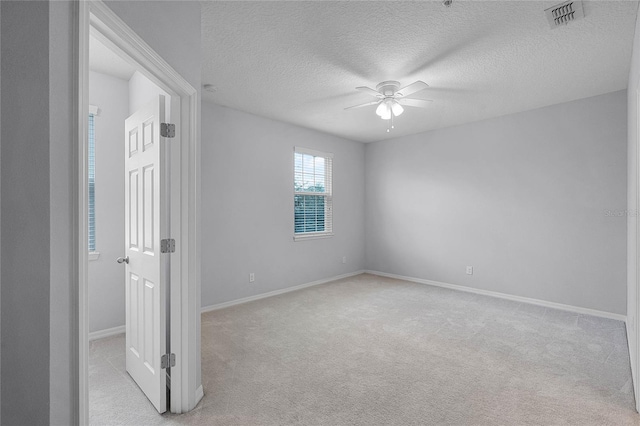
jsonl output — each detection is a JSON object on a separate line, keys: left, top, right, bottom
{"left": 161, "top": 353, "right": 176, "bottom": 369}
{"left": 160, "top": 238, "right": 175, "bottom": 253}
{"left": 160, "top": 123, "right": 175, "bottom": 138}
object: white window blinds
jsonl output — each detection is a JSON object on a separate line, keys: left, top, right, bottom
{"left": 294, "top": 147, "right": 333, "bottom": 240}
{"left": 88, "top": 113, "right": 96, "bottom": 252}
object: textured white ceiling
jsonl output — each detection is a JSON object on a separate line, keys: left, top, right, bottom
{"left": 89, "top": 35, "right": 136, "bottom": 80}
{"left": 202, "top": 1, "right": 638, "bottom": 143}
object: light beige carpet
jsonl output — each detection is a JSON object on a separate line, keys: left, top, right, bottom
{"left": 90, "top": 273, "right": 638, "bottom": 425}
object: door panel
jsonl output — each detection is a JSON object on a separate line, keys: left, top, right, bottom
{"left": 143, "top": 165, "right": 155, "bottom": 254}
{"left": 124, "top": 95, "right": 167, "bottom": 413}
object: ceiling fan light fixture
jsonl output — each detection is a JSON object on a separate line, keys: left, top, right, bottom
{"left": 376, "top": 101, "right": 390, "bottom": 118}
{"left": 391, "top": 101, "right": 404, "bottom": 117}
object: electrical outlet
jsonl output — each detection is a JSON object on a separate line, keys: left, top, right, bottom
{"left": 342, "top": 256, "right": 347, "bottom": 264}
{"left": 466, "top": 266, "right": 473, "bottom": 275}
{"left": 249, "top": 273, "right": 255, "bottom": 283}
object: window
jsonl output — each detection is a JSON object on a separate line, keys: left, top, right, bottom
{"left": 294, "top": 147, "right": 333, "bottom": 240}
{"left": 88, "top": 112, "right": 96, "bottom": 252}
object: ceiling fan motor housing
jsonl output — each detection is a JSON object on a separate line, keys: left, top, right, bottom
{"left": 376, "top": 81, "right": 401, "bottom": 97}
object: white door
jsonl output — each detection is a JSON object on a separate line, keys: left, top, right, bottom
{"left": 123, "top": 95, "right": 168, "bottom": 413}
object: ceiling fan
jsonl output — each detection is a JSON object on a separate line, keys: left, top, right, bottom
{"left": 345, "top": 80, "right": 432, "bottom": 131}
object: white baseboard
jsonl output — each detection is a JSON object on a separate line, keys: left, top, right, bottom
{"left": 89, "top": 325, "right": 125, "bottom": 341}
{"left": 201, "top": 270, "right": 365, "bottom": 314}
{"left": 365, "top": 270, "right": 626, "bottom": 322}
{"left": 195, "top": 385, "right": 204, "bottom": 407}
{"left": 91, "top": 268, "right": 623, "bottom": 339}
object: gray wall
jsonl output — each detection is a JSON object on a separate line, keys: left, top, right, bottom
{"left": 105, "top": 1, "right": 202, "bottom": 100}
{"left": 626, "top": 2, "right": 640, "bottom": 407}
{"left": 365, "top": 90, "right": 627, "bottom": 315}
{"left": 201, "top": 102, "right": 366, "bottom": 307}
{"left": 1, "top": 1, "right": 50, "bottom": 424}
{"left": 88, "top": 71, "right": 128, "bottom": 333}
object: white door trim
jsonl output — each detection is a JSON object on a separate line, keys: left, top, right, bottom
{"left": 634, "top": 88, "right": 640, "bottom": 413}
{"left": 77, "top": 1, "right": 201, "bottom": 422}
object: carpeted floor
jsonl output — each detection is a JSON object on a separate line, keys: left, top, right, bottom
{"left": 89, "top": 273, "right": 639, "bottom": 425}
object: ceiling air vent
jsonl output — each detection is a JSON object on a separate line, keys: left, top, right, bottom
{"left": 545, "top": 1, "right": 584, "bottom": 29}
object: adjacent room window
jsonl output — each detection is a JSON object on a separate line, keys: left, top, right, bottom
{"left": 294, "top": 147, "right": 333, "bottom": 240}
{"left": 88, "top": 112, "right": 96, "bottom": 252}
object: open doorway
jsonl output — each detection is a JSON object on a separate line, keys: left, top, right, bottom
{"left": 87, "top": 33, "right": 174, "bottom": 421}
{"left": 78, "top": 2, "right": 202, "bottom": 423}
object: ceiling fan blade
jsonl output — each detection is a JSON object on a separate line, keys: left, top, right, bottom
{"left": 396, "top": 81, "right": 429, "bottom": 98}
{"left": 398, "top": 98, "right": 433, "bottom": 108}
{"left": 344, "top": 100, "right": 381, "bottom": 110}
{"left": 356, "top": 86, "right": 383, "bottom": 98}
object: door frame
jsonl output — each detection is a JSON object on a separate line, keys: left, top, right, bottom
{"left": 77, "top": 1, "right": 202, "bottom": 422}
{"left": 633, "top": 88, "right": 640, "bottom": 412}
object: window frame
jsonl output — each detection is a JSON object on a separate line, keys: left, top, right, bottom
{"left": 293, "top": 146, "right": 334, "bottom": 241}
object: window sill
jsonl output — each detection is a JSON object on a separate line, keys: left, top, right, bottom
{"left": 293, "top": 232, "right": 334, "bottom": 242}
{"left": 89, "top": 251, "right": 101, "bottom": 261}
